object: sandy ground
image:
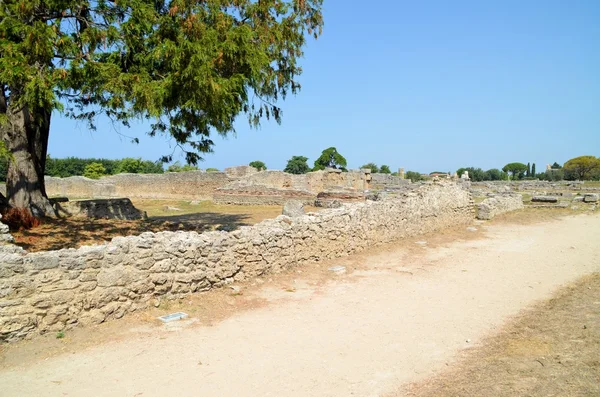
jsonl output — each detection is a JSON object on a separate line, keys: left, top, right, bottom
{"left": 1, "top": 213, "right": 599, "bottom": 397}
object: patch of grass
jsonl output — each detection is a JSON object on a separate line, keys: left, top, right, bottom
{"left": 55, "top": 331, "right": 65, "bottom": 339}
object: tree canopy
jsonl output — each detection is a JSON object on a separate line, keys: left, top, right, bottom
{"left": 0, "top": 0, "right": 324, "bottom": 216}
{"left": 313, "top": 147, "right": 347, "bottom": 171}
{"left": 249, "top": 161, "right": 267, "bottom": 171}
{"left": 563, "top": 156, "right": 600, "bottom": 180}
{"left": 379, "top": 165, "right": 391, "bottom": 174}
{"left": 502, "top": 162, "right": 528, "bottom": 180}
{"left": 284, "top": 155, "right": 310, "bottom": 174}
{"left": 360, "top": 163, "right": 379, "bottom": 173}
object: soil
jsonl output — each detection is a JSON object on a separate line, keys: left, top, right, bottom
{"left": 0, "top": 211, "right": 599, "bottom": 397}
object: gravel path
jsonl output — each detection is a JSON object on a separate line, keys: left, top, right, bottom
{"left": 1, "top": 214, "right": 598, "bottom": 397}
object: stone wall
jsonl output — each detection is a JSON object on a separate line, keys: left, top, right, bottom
{"left": 44, "top": 171, "right": 232, "bottom": 200}
{"left": 477, "top": 194, "right": 524, "bottom": 220}
{"left": 214, "top": 169, "right": 370, "bottom": 205}
{"left": 0, "top": 183, "right": 473, "bottom": 342}
{"left": 55, "top": 199, "right": 145, "bottom": 220}
{"left": 369, "top": 174, "right": 411, "bottom": 190}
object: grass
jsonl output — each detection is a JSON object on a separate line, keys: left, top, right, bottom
{"left": 402, "top": 273, "right": 600, "bottom": 397}
{"left": 55, "top": 331, "right": 65, "bottom": 339}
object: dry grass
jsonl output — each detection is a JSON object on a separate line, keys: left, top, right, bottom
{"left": 401, "top": 273, "right": 600, "bottom": 397}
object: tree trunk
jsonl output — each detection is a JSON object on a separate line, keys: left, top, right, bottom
{"left": 1, "top": 104, "right": 56, "bottom": 218}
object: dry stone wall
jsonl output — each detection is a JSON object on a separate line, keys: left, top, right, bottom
{"left": 477, "top": 194, "right": 524, "bottom": 220}
{"left": 214, "top": 169, "right": 370, "bottom": 205}
{"left": 0, "top": 183, "right": 472, "bottom": 342}
{"left": 45, "top": 171, "right": 232, "bottom": 200}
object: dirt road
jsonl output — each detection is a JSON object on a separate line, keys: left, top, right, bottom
{"left": 1, "top": 213, "right": 599, "bottom": 397}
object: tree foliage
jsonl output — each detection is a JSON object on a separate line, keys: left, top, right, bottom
{"left": 379, "top": 165, "right": 391, "bottom": 174}
{"left": 563, "top": 156, "right": 600, "bottom": 180}
{"left": 313, "top": 147, "right": 347, "bottom": 171}
{"left": 404, "top": 171, "right": 423, "bottom": 182}
{"left": 360, "top": 163, "right": 379, "bottom": 173}
{"left": 284, "top": 155, "right": 310, "bottom": 174}
{"left": 83, "top": 162, "right": 106, "bottom": 179}
{"left": 531, "top": 163, "right": 536, "bottom": 177}
{"left": 249, "top": 161, "right": 267, "bottom": 171}
{"left": 502, "top": 162, "right": 528, "bottom": 180}
{"left": 0, "top": 0, "right": 324, "bottom": 214}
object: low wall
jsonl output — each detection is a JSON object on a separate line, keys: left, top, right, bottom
{"left": 0, "top": 183, "right": 473, "bottom": 342}
{"left": 477, "top": 194, "right": 524, "bottom": 220}
{"left": 45, "top": 171, "right": 232, "bottom": 200}
{"left": 214, "top": 169, "right": 370, "bottom": 205}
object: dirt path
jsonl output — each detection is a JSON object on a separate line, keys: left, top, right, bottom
{"left": 1, "top": 213, "right": 599, "bottom": 397}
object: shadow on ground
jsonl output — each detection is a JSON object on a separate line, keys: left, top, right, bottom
{"left": 12, "top": 212, "right": 252, "bottom": 252}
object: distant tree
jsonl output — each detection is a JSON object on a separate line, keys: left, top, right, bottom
{"left": 455, "top": 167, "right": 485, "bottom": 181}
{"left": 531, "top": 163, "right": 536, "bottom": 177}
{"left": 551, "top": 162, "right": 562, "bottom": 169}
{"left": 563, "top": 156, "right": 600, "bottom": 180}
{"left": 502, "top": 163, "right": 528, "bottom": 180}
{"left": 206, "top": 168, "right": 220, "bottom": 173}
{"left": 249, "top": 161, "right": 267, "bottom": 171}
{"left": 83, "top": 163, "right": 106, "bottom": 180}
{"left": 484, "top": 169, "right": 503, "bottom": 181}
{"left": 526, "top": 162, "right": 531, "bottom": 177}
{"left": 360, "top": 163, "right": 379, "bottom": 173}
{"left": 404, "top": 171, "right": 423, "bottom": 182}
{"left": 284, "top": 156, "right": 311, "bottom": 174}
{"left": 116, "top": 158, "right": 145, "bottom": 174}
{"left": 542, "top": 169, "right": 564, "bottom": 181}
{"left": 313, "top": 147, "right": 347, "bottom": 171}
{"left": 167, "top": 162, "right": 199, "bottom": 173}
{"left": 380, "top": 165, "right": 391, "bottom": 174}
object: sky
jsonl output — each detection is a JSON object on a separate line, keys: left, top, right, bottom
{"left": 48, "top": 0, "right": 600, "bottom": 174}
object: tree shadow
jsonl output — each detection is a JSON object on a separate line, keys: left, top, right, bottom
{"left": 12, "top": 212, "right": 253, "bottom": 252}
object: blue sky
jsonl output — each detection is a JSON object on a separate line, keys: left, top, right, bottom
{"left": 48, "top": 0, "right": 600, "bottom": 173}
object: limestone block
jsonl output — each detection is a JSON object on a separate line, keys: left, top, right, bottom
{"left": 282, "top": 200, "right": 305, "bottom": 217}
{"left": 531, "top": 196, "right": 559, "bottom": 203}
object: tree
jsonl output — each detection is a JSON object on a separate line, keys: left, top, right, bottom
{"left": 563, "top": 156, "right": 600, "bottom": 180}
{"left": 284, "top": 156, "right": 310, "bottom": 174}
{"left": 360, "top": 163, "right": 379, "bottom": 173}
{"left": 313, "top": 147, "right": 347, "bottom": 171}
{"left": 0, "top": 1, "right": 324, "bottom": 217}
{"left": 484, "top": 169, "right": 504, "bottom": 181}
{"left": 551, "top": 162, "right": 562, "bottom": 169}
{"left": 83, "top": 162, "right": 106, "bottom": 180}
{"left": 526, "top": 162, "right": 531, "bottom": 177}
{"left": 404, "top": 171, "right": 423, "bottom": 182}
{"left": 502, "top": 163, "right": 528, "bottom": 180}
{"left": 531, "top": 163, "right": 536, "bottom": 177}
{"left": 380, "top": 165, "right": 391, "bottom": 174}
{"left": 249, "top": 161, "right": 267, "bottom": 171}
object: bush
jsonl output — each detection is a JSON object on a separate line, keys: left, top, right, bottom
{"left": 206, "top": 168, "right": 220, "bottom": 172}
{"left": 380, "top": 165, "right": 391, "bottom": 174}
{"left": 83, "top": 162, "right": 106, "bottom": 179}
{"left": 1, "top": 208, "right": 41, "bottom": 230}
{"left": 166, "top": 161, "right": 199, "bottom": 172}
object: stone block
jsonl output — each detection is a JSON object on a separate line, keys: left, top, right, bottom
{"left": 282, "top": 200, "right": 305, "bottom": 217}
{"left": 531, "top": 196, "right": 559, "bottom": 203}
{"left": 584, "top": 194, "right": 598, "bottom": 203}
